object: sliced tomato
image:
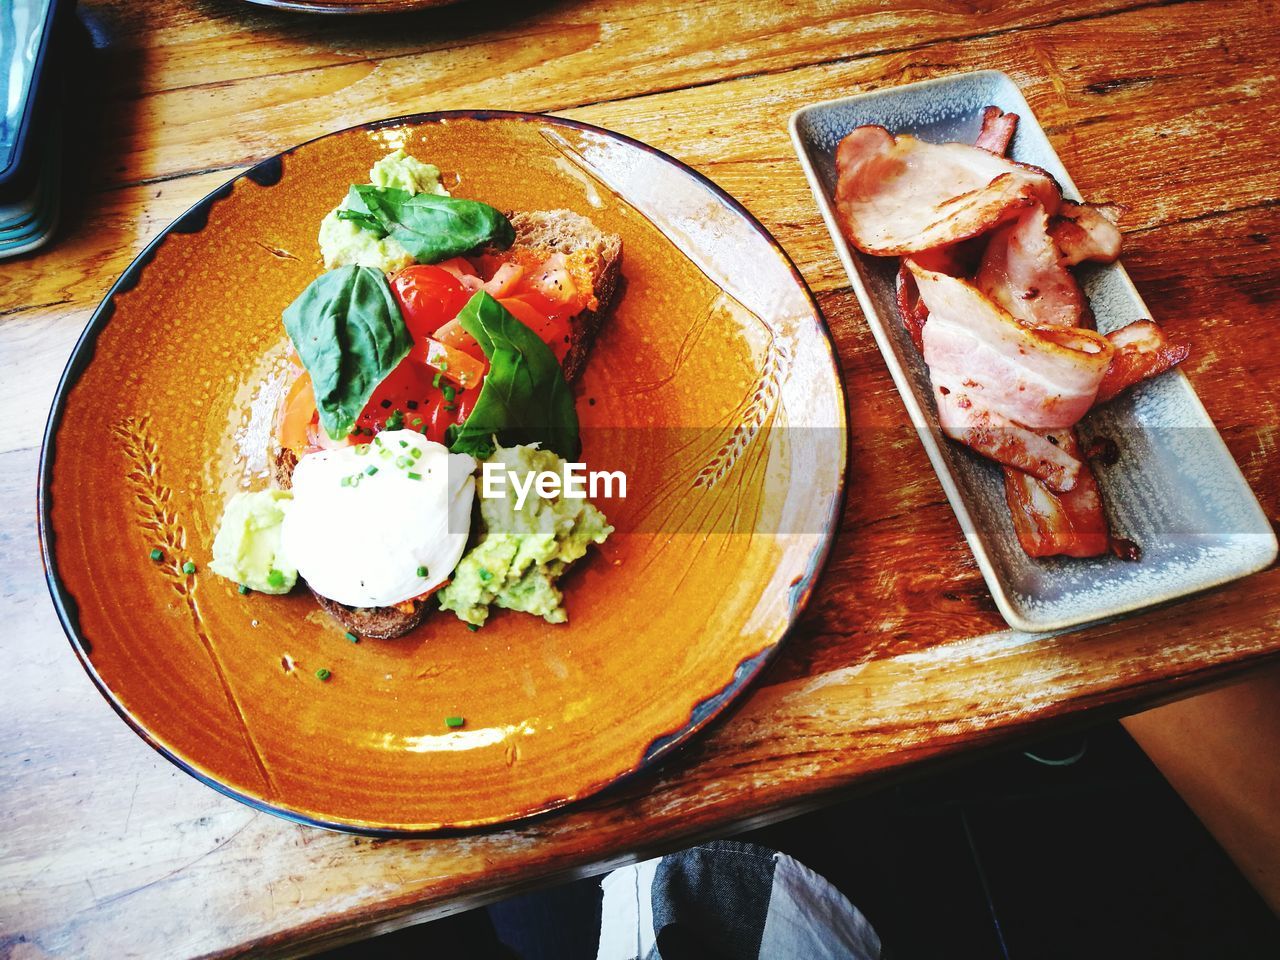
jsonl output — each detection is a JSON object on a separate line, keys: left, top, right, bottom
{"left": 500, "top": 296, "right": 573, "bottom": 363}
{"left": 482, "top": 262, "right": 525, "bottom": 298}
{"left": 277, "top": 371, "right": 318, "bottom": 453}
{"left": 390, "top": 265, "right": 470, "bottom": 340}
{"left": 433, "top": 316, "right": 487, "bottom": 361}
{"left": 424, "top": 338, "right": 487, "bottom": 390}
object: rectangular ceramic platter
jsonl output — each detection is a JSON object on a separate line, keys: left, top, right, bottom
{"left": 790, "top": 70, "right": 1276, "bottom": 632}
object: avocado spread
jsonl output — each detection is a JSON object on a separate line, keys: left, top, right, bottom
{"left": 317, "top": 149, "right": 450, "bottom": 273}
{"left": 209, "top": 489, "right": 298, "bottom": 594}
{"left": 438, "top": 445, "right": 612, "bottom": 626}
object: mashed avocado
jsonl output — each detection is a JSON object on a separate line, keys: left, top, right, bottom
{"left": 209, "top": 489, "right": 298, "bottom": 594}
{"left": 317, "top": 149, "right": 450, "bottom": 273}
{"left": 439, "top": 445, "right": 612, "bottom": 626}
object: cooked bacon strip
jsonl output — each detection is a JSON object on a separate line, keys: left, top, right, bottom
{"left": 1095, "top": 320, "right": 1191, "bottom": 404}
{"left": 975, "top": 106, "right": 1019, "bottom": 155}
{"left": 1002, "top": 431, "right": 1111, "bottom": 557}
{"left": 834, "top": 126, "right": 1062, "bottom": 256}
{"left": 912, "top": 265, "right": 1114, "bottom": 431}
{"left": 896, "top": 263, "right": 929, "bottom": 353}
{"left": 976, "top": 202, "right": 1091, "bottom": 329}
{"left": 1050, "top": 201, "right": 1124, "bottom": 266}
{"left": 934, "top": 388, "right": 1083, "bottom": 490}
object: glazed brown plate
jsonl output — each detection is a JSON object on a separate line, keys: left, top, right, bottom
{"left": 40, "top": 112, "right": 847, "bottom": 833}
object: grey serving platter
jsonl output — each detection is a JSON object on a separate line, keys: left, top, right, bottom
{"left": 789, "top": 69, "right": 1276, "bottom": 632}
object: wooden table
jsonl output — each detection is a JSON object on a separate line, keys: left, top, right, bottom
{"left": 3, "top": 0, "right": 1278, "bottom": 956}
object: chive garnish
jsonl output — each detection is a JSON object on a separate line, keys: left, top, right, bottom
{"left": 149, "top": 548, "right": 164, "bottom": 562}
{"left": 439, "top": 360, "right": 449, "bottom": 372}
{"left": 466, "top": 623, "right": 480, "bottom": 632}
{"left": 238, "top": 583, "right": 251, "bottom": 595}
{"left": 416, "top": 565, "right": 428, "bottom": 577}
{"left": 340, "top": 476, "right": 351, "bottom": 487}
{"left": 445, "top": 716, "right": 464, "bottom": 728}
{"left": 407, "top": 471, "right": 422, "bottom": 481}
{"left": 442, "top": 385, "right": 456, "bottom": 402}
{"left": 267, "top": 569, "right": 285, "bottom": 589}
{"left": 365, "top": 465, "right": 378, "bottom": 476}
{"left": 344, "top": 631, "right": 359, "bottom": 643}
{"left": 478, "top": 568, "right": 493, "bottom": 582}
{"left": 398, "top": 439, "right": 408, "bottom": 448}
{"left": 410, "top": 447, "right": 422, "bottom": 460}
{"left": 443, "top": 403, "right": 456, "bottom": 412}
{"left": 182, "top": 561, "right": 197, "bottom": 575}
{"left": 431, "top": 372, "right": 443, "bottom": 388}
{"left": 412, "top": 417, "right": 423, "bottom": 427}
{"left": 316, "top": 668, "right": 331, "bottom": 681}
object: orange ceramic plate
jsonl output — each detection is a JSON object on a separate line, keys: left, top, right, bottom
{"left": 39, "top": 112, "right": 847, "bottom": 834}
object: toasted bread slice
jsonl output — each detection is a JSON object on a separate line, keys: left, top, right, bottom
{"left": 274, "top": 209, "right": 621, "bottom": 639}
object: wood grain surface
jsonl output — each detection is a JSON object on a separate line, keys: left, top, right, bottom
{"left": 2, "top": 0, "right": 1279, "bottom": 956}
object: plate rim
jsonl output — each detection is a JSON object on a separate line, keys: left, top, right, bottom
{"left": 787, "top": 69, "right": 1276, "bottom": 633}
{"left": 37, "top": 109, "right": 849, "bottom": 835}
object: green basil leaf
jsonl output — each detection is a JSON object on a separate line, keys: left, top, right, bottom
{"left": 344, "top": 184, "right": 515, "bottom": 264}
{"left": 281, "top": 265, "right": 412, "bottom": 440}
{"left": 335, "top": 206, "right": 388, "bottom": 238}
{"left": 448, "top": 291, "right": 580, "bottom": 460}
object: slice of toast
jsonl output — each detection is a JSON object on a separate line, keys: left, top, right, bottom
{"left": 274, "top": 209, "right": 621, "bottom": 639}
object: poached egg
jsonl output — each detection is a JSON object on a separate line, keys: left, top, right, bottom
{"left": 280, "top": 431, "right": 476, "bottom": 608}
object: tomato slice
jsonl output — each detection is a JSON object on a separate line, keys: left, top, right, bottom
{"left": 277, "top": 371, "right": 318, "bottom": 453}
{"left": 390, "top": 265, "right": 470, "bottom": 340}
{"left": 500, "top": 296, "right": 573, "bottom": 363}
{"left": 433, "top": 317, "right": 487, "bottom": 361}
{"left": 424, "top": 338, "right": 487, "bottom": 390}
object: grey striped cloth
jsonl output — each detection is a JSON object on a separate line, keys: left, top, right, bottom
{"left": 596, "top": 840, "right": 882, "bottom": 960}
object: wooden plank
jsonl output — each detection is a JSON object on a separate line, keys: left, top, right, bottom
{"left": 81, "top": 0, "right": 1161, "bottom": 188}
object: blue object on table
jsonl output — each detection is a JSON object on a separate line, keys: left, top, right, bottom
{"left": 0, "top": 0, "right": 69, "bottom": 259}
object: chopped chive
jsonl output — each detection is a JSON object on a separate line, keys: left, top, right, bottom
{"left": 373, "top": 435, "right": 383, "bottom": 446}
{"left": 344, "top": 631, "right": 359, "bottom": 643}
{"left": 478, "top": 568, "right": 493, "bottom": 582}
{"left": 412, "top": 417, "right": 423, "bottom": 427}
{"left": 466, "top": 623, "right": 480, "bottom": 632}
{"left": 442, "top": 385, "right": 456, "bottom": 402}
{"left": 395, "top": 455, "right": 409, "bottom": 468}
{"left": 379, "top": 448, "right": 392, "bottom": 460}
{"left": 237, "top": 583, "right": 251, "bottom": 595}
{"left": 340, "top": 476, "right": 351, "bottom": 487}
{"left": 267, "top": 569, "right": 285, "bottom": 589}
{"left": 443, "top": 403, "right": 456, "bottom": 412}
{"left": 407, "top": 471, "right": 422, "bottom": 481}
{"left": 445, "top": 715, "right": 464, "bottom": 728}
{"left": 416, "top": 565, "right": 428, "bottom": 577}
{"left": 182, "top": 561, "right": 197, "bottom": 575}
{"left": 398, "top": 439, "right": 408, "bottom": 448}
{"left": 149, "top": 548, "right": 164, "bottom": 562}
{"left": 365, "top": 465, "right": 379, "bottom": 476}
{"left": 431, "top": 372, "right": 443, "bottom": 389}
{"left": 315, "top": 668, "right": 331, "bottom": 681}
{"left": 410, "top": 447, "right": 422, "bottom": 460}
{"left": 438, "top": 359, "right": 449, "bottom": 372}
{"left": 386, "top": 409, "right": 404, "bottom": 430}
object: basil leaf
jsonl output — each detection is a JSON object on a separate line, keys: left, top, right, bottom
{"left": 282, "top": 265, "right": 412, "bottom": 440}
{"left": 344, "top": 185, "right": 515, "bottom": 264}
{"left": 448, "top": 292, "right": 580, "bottom": 460}
{"left": 335, "top": 207, "right": 388, "bottom": 238}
